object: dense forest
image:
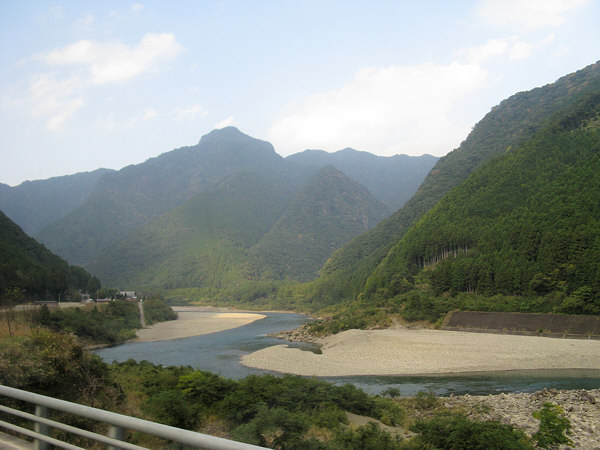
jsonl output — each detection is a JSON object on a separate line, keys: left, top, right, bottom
{"left": 297, "top": 61, "right": 600, "bottom": 309}
{"left": 0, "top": 210, "right": 100, "bottom": 301}
{"left": 298, "top": 73, "right": 600, "bottom": 334}
{"left": 366, "top": 101, "right": 600, "bottom": 309}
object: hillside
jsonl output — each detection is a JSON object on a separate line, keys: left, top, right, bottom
{"left": 35, "top": 127, "right": 293, "bottom": 267}
{"left": 26, "top": 127, "right": 436, "bottom": 291}
{"left": 89, "top": 170, "right": 296, "bottom": 289}
{"left": 363, "top": 93, "right": 600, "bottom": 315}
{"left": 287, "top": 149, "right": 437, "bottom": 210}
{"left": 0, "top": 210, "right": 100, "bottom": 300}
{"left": 304, "top": 61, "right": 600, "bottom": 307}
{"left": 91, "top": 166, "right": 390, "bottom": 289}
{"left": 248, "top": 166, "right": 390, "bottom": 282}
{"left": 0, "top": 168, "right": 113, "bottom": 235}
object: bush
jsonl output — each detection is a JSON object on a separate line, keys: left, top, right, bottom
{"left": 409, "top": 413, "right": 533, "bottom": 450}
{"left": 142, "top": 389, "right": 197, "bottom": 429}
{"left": 143, "top": 296, "right": 177, "bottom": 325}
{"left": 178, "top": 370, "right": 236, "bottom": 409}
{"left": 332, "top": 422, "right": 402, "bottom": 449}
{"left": 231, "top": 407, "right": 318, "bottom": 449}
{"left": 532, "top": 402, "right": 573, "bottom": 448}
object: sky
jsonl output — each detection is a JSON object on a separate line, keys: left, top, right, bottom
{"left": 1, "top": 0, "right": 598, "bottom": 186}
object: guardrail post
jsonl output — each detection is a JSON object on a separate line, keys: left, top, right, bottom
{"left": 108, "top": 425, "right": 126, "bottom": 450}
{"left": 34, "top": 405, "right": 50, "bottom": 450}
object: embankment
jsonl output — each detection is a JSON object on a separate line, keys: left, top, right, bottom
{"left": 442, "top": 311, "right": 600, "bottom": 339}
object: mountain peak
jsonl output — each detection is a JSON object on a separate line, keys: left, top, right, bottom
{"left": 196, "top": 127, "right": 280, "bottom": 160}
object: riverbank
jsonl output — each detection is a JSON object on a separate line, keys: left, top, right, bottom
{"left": 134, "top": 306, "right": 266, "bottom": 342}
{"left": 241, "top": 327, "right": 600, "bottom": 376}
{"left": 442, "top": 388, "right": 600, "bottom": 449}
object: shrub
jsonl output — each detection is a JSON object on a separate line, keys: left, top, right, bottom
{"left": 409, "top": 413, "right": 533, "bottom": 450}
{"left": 532, "top": 402, "right": 573, "bottom": 448}
{"left": 332, "top": 422, "right": 402, "bottom": 449}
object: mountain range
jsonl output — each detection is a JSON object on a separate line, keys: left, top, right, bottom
{"left": 303, "top": 60, "right": 600, "bottom": 310}
{"left": 1, "top": 128, "right": 436, "bottom": 290}
{"left": 2, "top": 60, "right": 599, "bottom": 320}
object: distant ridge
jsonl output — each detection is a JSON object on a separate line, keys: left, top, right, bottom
{"left": 0, "top": 168, "right": 114, "bottom": 235}
{"left": 248, "top": 166, "right": 390, "bottom": 281}
{"left": 287, "top": 148, "right": 437, "bottom": 210}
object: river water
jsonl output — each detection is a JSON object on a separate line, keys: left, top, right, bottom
{"left": 94, "top": 312, "right": 600, "bottom": 396}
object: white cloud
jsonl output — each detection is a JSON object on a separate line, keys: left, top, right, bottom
{"left": 214, "top": 116, "right": 235, "bottom": 129}
{"left": 23, "top": 34, "right": 183, "bottom": 131}
{"left": 268, "top": 62, "right": 488, "bottom": 157}
{"left": 477, "top": 0, "right": 590, "bottom": 30}
{"left": 464, "top": 34, "right": 555, "bottom": 63}
{"left": 131, "top": 3, "right": 144, "bottom": 12}
{"left": 465, "top": 38, "right": 511, "bottom": 64}
{"left": 28, "top": 74, "right": 85, "bottom": 131}
{"left": 171, "top": 104, "right": 207, "bottom": 121}
{"left": 40, "top": 33, "right": 183, "bottom": 84}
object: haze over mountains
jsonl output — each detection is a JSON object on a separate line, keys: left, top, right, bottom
{"left": 0, "top": 210, "right": 98, "bottom": 299}
{"left": 304, "top": 60, "right": 600, "bottom": 310}
{"left": 2, "top": 60, "right": 599, "bottom": 320}
{"left": 0, "top": 127, "right": 436, "bottom": 290}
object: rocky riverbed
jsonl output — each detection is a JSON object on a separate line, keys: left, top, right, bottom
{"left": 443, "top": 388, "right": 599, "bottom": 449}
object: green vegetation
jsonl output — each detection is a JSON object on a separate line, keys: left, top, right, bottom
{"left": 143, "top": 295, "right": 178, "bottom": 325}
{"left": 249, "top": 166, "right": 390, "bottom": 281}
{"left": 0, "top": 322, "right": 584, "bottom": 449}
{"left": 91, "top": 165, "right": 389, "bottom": 291}
{"left": 0, "top": 295, "right": 175, "bottom": 346}
{"left": 532, "top": 402, "right": 573, "bottom": 448}
{"left": 298, "top": 61, "right": 600, "bottom": 309}
{"left": 407, "top": 413, "right": 533, "bottom": 449}
{"left": 364, "top": 97, "right": 600, "bottom": 314}
{"left": 35, "top": 300, "right": 140, "bottom": 344}
{"left": 0, "top": 210, "right": 100, "bottom": 301}
{"left": 0, "top": 330, "right": 121, "bottom": 407}
{"left": 110, "top": 360, "right": 407, "bottom": 449}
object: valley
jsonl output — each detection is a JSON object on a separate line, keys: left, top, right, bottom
{"left": 2, "top": 60, "right": 600, "bottom": 449}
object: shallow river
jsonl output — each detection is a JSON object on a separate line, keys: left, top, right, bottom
{"left": 94, "top": 312, "right": 600, "bottom": 396}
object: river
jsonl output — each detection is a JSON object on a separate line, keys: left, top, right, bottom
{"left": 94, "top": 312, "right": 600, "bottom": 396}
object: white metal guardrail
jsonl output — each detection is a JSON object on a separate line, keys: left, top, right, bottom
{"left": 0, "top": 385, "right": 268, "bottom": 450}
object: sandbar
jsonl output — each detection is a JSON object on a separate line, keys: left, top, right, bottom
{"left": 241, "top": 328, "right": 600, "bottom": 376}
{"left": 135, "top": 306, "right": 266, "bottom": 342}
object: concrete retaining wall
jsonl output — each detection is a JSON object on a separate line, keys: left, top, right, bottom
{"left": 442, "top": 311, "right": 600, "bottom": 339}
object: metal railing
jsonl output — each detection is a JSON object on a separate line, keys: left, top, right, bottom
{"left": 0, "top": 385, "right": 267, "bottom": 450}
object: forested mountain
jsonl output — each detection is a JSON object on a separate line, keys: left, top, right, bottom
{"left": 304, "top": 61, "right": 600, "bottom": 307}
{"left": 0, "top": 210, "right": 100, "bottom": 300}
{"left": 89, "top": 170, "right": 298, "bottom": 289}
{"left": 248, "top": 166, "right": 390, "bottom": 281}
{"left": 90, "top": 166, "right": 389, "bottom": 289}
{"left": 0, "top": 168, "right": 113, "bottom": 235}
{"left": 362, "top": 89, "right": 600, "bottom": 315}
{"left": 35, "top": 127, "right": 297, "bottom": 267}
{"left": 287, "top": 149, "right": 437, "bottom": 210}
{"left": 25, "top": 127, "right": 434, "bottom": 289}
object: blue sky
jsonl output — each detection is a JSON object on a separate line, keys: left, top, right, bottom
{"left": 1, "top": 0, "right": 598, "bottom": 186}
